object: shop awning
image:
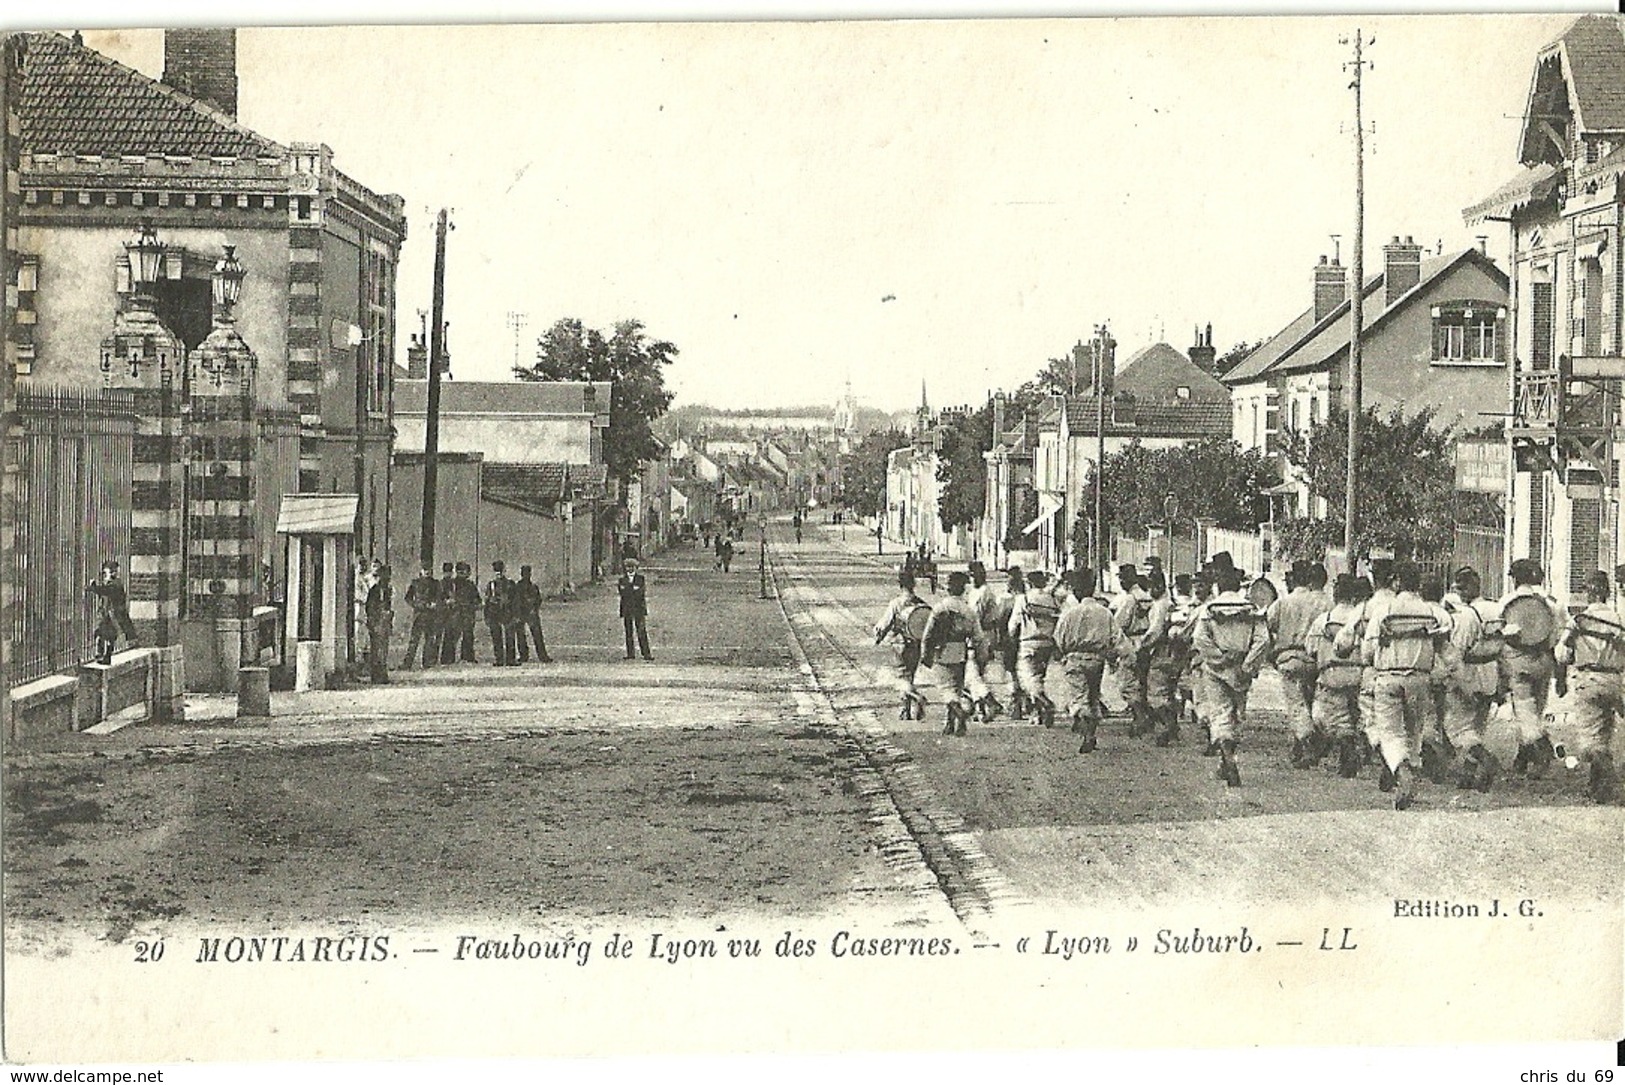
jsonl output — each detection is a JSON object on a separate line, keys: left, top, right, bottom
{"left": 276, "top": 493, "right": 359, "bottom": 535}
{"left": 1021, "top": 492, "right": 1065, "bottom": 536}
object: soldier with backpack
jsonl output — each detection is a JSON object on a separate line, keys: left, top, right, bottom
{"left": 1500, "top": 558, "right": 1565, "bottom": 777}
{"left": 1308, "top": 574, "right": 1369, "bottom": 777}
{"left": 922, "top": 571, "right": 982, "bottom": 736}
{"left": 1192, "top": 566, "right": 1272, "bottom": 787}
{"left": 1361, "top": 561, "right": 1449, "bottom": 810}
{"left": 1112, "top": 565, "right": 1156, "bottom": 736}
{"left": 875, "top": 570, "right": 931, "bottom": 720}
{"left": 1143, "top": 569, "right": 1190, "bottom": 747}
{"left": 1008, "top": 570, "right": 1064, "bottom": 727}
{"left": 1269, "top": 561, "right": 1332, "bottom": 768}
{"left": 1441, "top": 567, "right": 1503, "bottom": 791}
{"left": 1553, "top": 570, "right": 1623, "bottom": 804}
{"left": 484, "top": 561, "right": 519, "bottom": 667}
{"left": 965, "top": 563, "right": 1004, "bottom": 722}
{"left": 997, "top": 567, "right": 1028, "bottom": 719}
{"left": 1053, "top": 567, "right": 1129, "bottom": 753}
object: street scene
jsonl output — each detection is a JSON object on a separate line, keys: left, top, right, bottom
{"left": 2, "top": 11, "right": 1624, "bottom": 1069}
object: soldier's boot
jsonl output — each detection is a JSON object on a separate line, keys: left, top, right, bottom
{"left": 1217, "top": 739, "right": 1241, "bottom": 787}
{"left": 1289, "top": 737, "right": 1309, "bottom": 769}
{"left": 911, "top": 692, "right": 929, "bottom": 720}
{"left": 1153, "top": 707, "right": 1180, "bottom": 747}
{"left": 1455, "top": 745, "right": 1483, "bottom": 790}
{"left": 1420, "top": 740, "right": 1451, "bottom": 785}
{"left": 1393, "top": 760, "right": 1418, "bottom": 811}
{"left": 898, "top": 696, "right": 914, "bottom": 721}
{"left": 1202, "top": 724, "right": 1219, "bottom": 757}
{"left": 1009, "top": 691, "right": 1030, "bottom": 720}
{"left": 1076, "top": 715, "right": 1099, "bottom": 754}
{"left": 1337, "top": 735, "right": 1363, "bottom": 779}
{"left": 954, "top": 700, "right": 970, "bottom": 737}
{"left": 1586, "top": 752, "right": 1620, "bottom": 804}
{"left": 1473, "top": 747, "right": 1500, "bottom": 793}
{"left": 943, "top": 703, "right": 961, "bottom": 736}
{"left": 1377, "top": 760, "right": 1396, "bottom": 793}
{"left": 1305, "top": 731, "right": 1331, "bottom": 767}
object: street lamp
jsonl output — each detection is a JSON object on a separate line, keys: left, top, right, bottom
{"left": 212, "top": 244, "right": 246, "bottom": 316}
{"left": 125, "top": 221, "right": 165, "bottom": 299}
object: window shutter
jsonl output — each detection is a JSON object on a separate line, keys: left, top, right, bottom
{"left": 1431, "top": 316, "right": 1442, "bottom": 361}
{"left": 1495, "top": 313, "right": 1508, "bottom": 365}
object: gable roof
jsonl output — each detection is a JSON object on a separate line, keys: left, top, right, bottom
{"left": 1115, "top": 342, "right": 1229, "bottom": 402}
{"left": 394, "top": 379, "right": 612, "bottom": 419}
{"left": 1551, "top": 15, "right": 1625, "bottom": 137}
{"left": 19, "top": 31, "right": 282, "bottom": 158}
{"left": 1223, "top": 249, "right": 1508, "bottom": 386}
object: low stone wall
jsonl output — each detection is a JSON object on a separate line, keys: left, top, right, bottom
{"left": 7, "top": 646, "right": 177, "bottom": 746}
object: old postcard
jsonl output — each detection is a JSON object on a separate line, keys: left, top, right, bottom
{"left": 2, "top": 8, "right": 1622, "bottom": 1073}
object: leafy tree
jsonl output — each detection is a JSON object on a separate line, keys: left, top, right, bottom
{"left": 841, "top": 428, "right": 907, "bottom": 518}
{"left": 515, "top": 318, "right": 677, "bottom": 485}
{"left": 1089, "top": 437, "right": 1275, "bottom": 539}
{"left": 1280, "top": 404, "right": 1457, "bottom": 560}
{"left": 1215, "top": 339, "right": 1263, "bottom": 377}
{"left": 935, "top": 402, "right": 994, "bottom": 532}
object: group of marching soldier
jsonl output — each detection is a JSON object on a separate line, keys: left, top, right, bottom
{"left": 875, "top": 551, "right": 1622, "bottom": 810}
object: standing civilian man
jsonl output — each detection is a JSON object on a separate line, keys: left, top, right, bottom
{"left": 401, "top": 564, "right": 441, "bottom": 669}
{"left": 485, "top": 561, "right": 518, "bottom": 667}
{"left": 515, "top": 564, "right": 554, "bottom": 663}
{"left": 619, "top": 558, "right": 653, "bottom": 660}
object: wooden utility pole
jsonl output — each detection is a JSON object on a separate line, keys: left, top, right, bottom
{"left": 419, "top": 208, "right": 449, "bottom": 567}
{"left": 1094, "top": 324, "right": 1112, "bottom": 578}
{"left": 1343, "top": 29, "right": 1372, "bottom": 561}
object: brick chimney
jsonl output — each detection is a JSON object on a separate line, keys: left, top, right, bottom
{"left": 1189, "top": 323, "right": 1216, "bottom": 376}
{"left": 1313, "top": 256, "right": 1346, "bottom": 323}
{"left": 1384, "top": 235, "right": 1423, "bottom": 307}
{"left": 1074, "top": 340, "right": 1112, "bottom": 399}
{"left": 163, "top": 29, "right": 238, "bottom": 119}
{"left": 406, "top": 334, "right": 428, "bottom": 379}
{"left": 992, "top": 391, "right": 1006, "bottom": 443}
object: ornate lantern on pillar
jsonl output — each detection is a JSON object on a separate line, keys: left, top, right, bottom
{"left": 191, "top": 244, "right": 256, "bottom": 394}
{"left": 188, "top": 244, "right": 260, "bottom": 658}
{"left": 99, "top": 222, "right": 185, "bottom": 390}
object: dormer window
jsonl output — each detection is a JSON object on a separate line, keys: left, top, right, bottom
{"left": 1175, "top": 386, "right": 1190, "bottom": 400}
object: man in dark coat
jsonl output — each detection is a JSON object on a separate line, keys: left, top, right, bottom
{"left": 485, "top": 561, "right": 518, "bottom": 666}
{"left": 401, "top": 564, "right": 441, "bottom": 669}
{"left": 514, "top": 564, "right": 553, "bottom": 663}
{"left": 449, "top": 562, "right": 480, "bottom": 662}
{"left": 86, "top": 560, "right": 136, "bottom": 664}
{"left": 619, "top": 557, "right": 652, "bottom": 661}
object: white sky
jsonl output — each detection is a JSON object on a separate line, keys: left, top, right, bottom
{"left": 25, "top": 5, "right": 1609, "bottom": 413}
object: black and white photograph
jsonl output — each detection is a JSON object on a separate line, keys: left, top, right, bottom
{"left": 1, "top": 3, "right": 1622, "bottom": 1076}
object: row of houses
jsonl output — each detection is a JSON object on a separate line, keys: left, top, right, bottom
{"left": 889, "top": 17, "right": 1625, "bottom": 602}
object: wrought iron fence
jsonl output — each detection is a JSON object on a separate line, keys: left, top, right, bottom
{"left": 10, "top": 386, "right": 138, "bottom": 685}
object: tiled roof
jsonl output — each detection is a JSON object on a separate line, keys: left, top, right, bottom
{"left": 1063, "top": 395, "right": 1231, "bottom": 440}
{"left": 394, "top": 379, "right": 612, "bottom": 418}
{"left": 481, "top": 462, "right": 566, "bottom": 516}
{"left": 1115, "top": 342, "right": 1229, "bottom": 402}
{"left": 1224, "top": 249, "right": 1507, "bottom": 385}
{"left": 1556, "top": 15, "right": 1625, "bottom": 135}
{"left": 19, "top": 31, "right": 282, "bottom": 158}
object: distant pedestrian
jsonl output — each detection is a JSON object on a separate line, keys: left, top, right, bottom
{"left": 515, "top": 564, "right": 553, "bottom": 663}
{"left": 86, "top": 560, "right": 136, "bottom": 664}
{"left": 485, "top": 561, "right": 519, "bottom": 666}
{"left": 401, "top": 564, "right": 441, "bottom": 669}
{"left": 364, "top": 565, "right": 393, "bottom": 684}
{"left": 720, "top": 537, "right": 734, "bottom": 573}
{"left": 619, "top": 557, "right": 653, "bottom": 661}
